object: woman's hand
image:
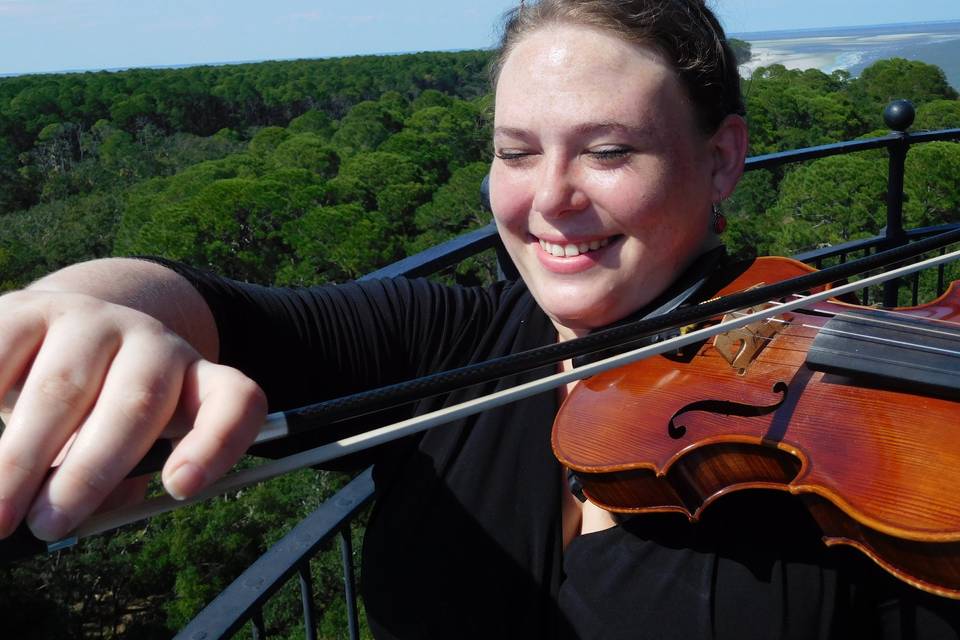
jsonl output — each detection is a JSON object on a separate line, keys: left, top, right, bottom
{"left": 0, "top": 260, "right": 267, "bottom": 542}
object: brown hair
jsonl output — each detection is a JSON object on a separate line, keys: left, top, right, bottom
{"left": 492, "top": 0, "right": 745, "bottom": 133}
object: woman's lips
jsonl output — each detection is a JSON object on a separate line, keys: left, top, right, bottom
{"left": 533, "top": 235, "right": 621, "bottom": 274}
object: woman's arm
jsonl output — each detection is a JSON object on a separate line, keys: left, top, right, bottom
{"left": 0, "top": 258, "right": 267, "bottom": 541}
{"left": 28, "top": 258, "right": 220, "bottom": 359}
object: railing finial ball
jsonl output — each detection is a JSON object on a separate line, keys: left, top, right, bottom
{"left": 884, "top": 99, "right": 915, "bottom": 132}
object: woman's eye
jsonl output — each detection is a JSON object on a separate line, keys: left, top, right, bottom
{"left": 495, "top": 150, "right": 532, "bottom": 162}
{"left": 588, "top": 147, "right": 632, "bottom": 162}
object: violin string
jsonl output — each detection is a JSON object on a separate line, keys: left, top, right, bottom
{"left": 853, "top": 305, "right": 960, "bottom": 328}
{"left": 724, "top": 311, "right": 793, "bottom": 326}
{"left": 796, "top": 320, "right": 960, "bottom": 357}
{"left": 833, "top": 311, "right": 960, "bottom": 339}
{"left": 795, "top": 310, "right": 960, "bottom": 358}
{"left": 804, "top": 341, "right": 960, "bottom": 378}
{"left": 791, "top": 297, "right": 960, "bottom": 328}
{"left": 648, "top": 298, "right": 960, "bottom": 370}
{"left": 796, "top": 307, "right": 960, "bottom": 338}
{"left": 683, "top": 313, "right": 959, "bottom": 359}
{"left": 813, "top": 326, "right": 960, "bottom": 358}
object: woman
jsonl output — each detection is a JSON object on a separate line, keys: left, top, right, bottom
{"left": 0, "top": 1, "right": 957, "bottom": 637}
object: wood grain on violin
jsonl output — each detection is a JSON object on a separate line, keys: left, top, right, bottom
{"left": 553, "top": 256, "right": 960, "bottom": 599}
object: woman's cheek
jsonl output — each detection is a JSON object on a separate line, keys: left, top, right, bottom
{"left": 490, "top": 179, "right": 529, "bottom": 231}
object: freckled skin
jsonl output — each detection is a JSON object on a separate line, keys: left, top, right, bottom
{"left": 490, "top": 25, "right": 727, "bottom": 340}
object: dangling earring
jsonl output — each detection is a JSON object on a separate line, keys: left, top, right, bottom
{"left": 711, "top": 204, "right": 727, "bottom": 234}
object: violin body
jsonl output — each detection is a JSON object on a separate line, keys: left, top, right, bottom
{"left": 553, "top": 256, "right": 960, "bottom": 599}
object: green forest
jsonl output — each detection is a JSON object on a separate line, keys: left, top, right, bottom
{"left": 0, "top": 43, "right": 959, "bottom": 639}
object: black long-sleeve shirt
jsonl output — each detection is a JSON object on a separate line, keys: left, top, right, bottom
{"left": 156, "top": 260, "right": 960, "bottom": 639}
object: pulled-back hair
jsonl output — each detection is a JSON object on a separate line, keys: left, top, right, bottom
{"left": 492, "top": 0, "right": 745, "bottom": 133}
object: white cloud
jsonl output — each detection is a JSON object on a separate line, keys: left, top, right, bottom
{"left": 0, "top": 1, "right": 39, "bottom": 16}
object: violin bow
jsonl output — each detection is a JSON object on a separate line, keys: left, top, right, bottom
{"left": 126, "top": 225, "right": 960, "bottom": 478}
{"left": 7, "top": 240, "right": 960, "bottom": 561}
{"left": 237, "top": 227, "right": 960, "bottom": 442}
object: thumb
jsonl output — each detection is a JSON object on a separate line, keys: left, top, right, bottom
{"left": 161, "top": 360, "right": 267, "bottom": 500}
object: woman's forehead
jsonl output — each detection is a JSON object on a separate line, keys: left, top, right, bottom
{"left": 503, "top": 23, "right": 668, "bottom": 73}
{"left": 494, "top": 24, "right": 687, "bottom": 131}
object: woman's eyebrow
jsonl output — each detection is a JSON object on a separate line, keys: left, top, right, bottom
{"left": 570, "top": 122, "right": 654, "bottom": 139}
{"left": 493, "top": 123, "right": 654, "bottom": 140}
{"left": 493, "top": 126, "right": 532, "bottom": 140}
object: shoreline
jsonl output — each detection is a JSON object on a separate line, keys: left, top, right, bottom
{"left": 739, "top": 47, "right": 842, "bottom": 76}
{"left": 737, "top": 27, "right": 960, "bottom": 86}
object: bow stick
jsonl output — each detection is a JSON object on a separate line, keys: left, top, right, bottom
{"left": 7, "top": 242, "right": 960, "bottom": 561}
{"left": 257, "top": 228, "right": 960, "bottom": 436}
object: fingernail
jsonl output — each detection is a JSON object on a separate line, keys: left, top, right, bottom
{"left": 166, "top": 462, "right": 205, "bottom": 501}
{"left": 28, "top": 505, "right": 70, "bottom": 541}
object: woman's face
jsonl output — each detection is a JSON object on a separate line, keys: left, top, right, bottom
{"left": 490, "top": 24, "right": 730, "bottom": 340}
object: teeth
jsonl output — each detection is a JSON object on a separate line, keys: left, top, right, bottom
{"left": 539, "top": 237, "right": 611, "bottom": 257}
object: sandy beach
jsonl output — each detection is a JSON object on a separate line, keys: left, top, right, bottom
{"left": 737, "top": 25, "right": 960, "bottom": 82}
{"left": 739, "top": 42, "right": 840, "bottom": 76}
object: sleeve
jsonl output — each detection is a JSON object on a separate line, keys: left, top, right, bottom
{"left": 139, "top": 257, "right": 507, "bottom": 463}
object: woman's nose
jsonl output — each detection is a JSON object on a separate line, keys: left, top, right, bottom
{"left": 531, "top": 158, "right": 588, "bottom": 218}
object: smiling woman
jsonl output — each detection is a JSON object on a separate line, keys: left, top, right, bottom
{"left": 0, "top": 0, "right": 959, "bottom": 639}
{"left": 490, "top": 24, "right": 746, "bottom": 337}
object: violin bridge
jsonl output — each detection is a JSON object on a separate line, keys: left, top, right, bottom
{"left": 713, "top": 302, "right": 786, "bottom": 375}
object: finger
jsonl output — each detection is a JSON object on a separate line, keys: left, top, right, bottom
{"left": 2, "top": 384, "right": 22, "bottom": 416}
{"left": 95, "top": 475, "right": 152, "bottom": 514}
{"left": 0, "top": 320, "right": 119, "bottom": 539}
{"left": 0, "top": 293, "right": 47, "bottom": 401}
{"left": 1, "top": 378, "right": 23, "bottom": 428}
{"left": 25, "top": 332, "right": 187, "bottom": 540}
{"left": 162, "top": 360, "right": 267, "bottom": 500}
{"left": 0, "top": 296, "right": 47, "bottom": 539}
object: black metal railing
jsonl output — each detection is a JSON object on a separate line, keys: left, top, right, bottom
{"left": 176, "top": 101, "right": 960, "bottom": 640}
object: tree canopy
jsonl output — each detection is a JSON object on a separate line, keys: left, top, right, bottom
{"left": 0, "top": 50, "right": 958, "bottom": 638}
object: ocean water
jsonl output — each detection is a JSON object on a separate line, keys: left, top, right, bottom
{"left": 736, "top": 20, "right": 960, "bottom": 91}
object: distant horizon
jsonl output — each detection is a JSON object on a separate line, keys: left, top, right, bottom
{"left": 3, "top": 17, "right": 959, "bottom": 81}
{"left": 0, "top": 0, "right": 957, "bottom": 77}
{"left": 0, "top": 49, "right": 466, "bottom": 79}
{"left": 730, "top": 17, "right": 960, "bottom": 39}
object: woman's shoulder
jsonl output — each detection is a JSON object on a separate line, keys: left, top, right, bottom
{"left": 346, "top": 275, "right": 533, "bottom": 316}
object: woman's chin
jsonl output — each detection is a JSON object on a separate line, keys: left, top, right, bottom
{"left": 542, "top": 300, "right": 617, "bottom": 337}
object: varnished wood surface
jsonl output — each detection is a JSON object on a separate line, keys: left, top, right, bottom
{"left": 552, "top": 257, "right": 960, "bottom": 598}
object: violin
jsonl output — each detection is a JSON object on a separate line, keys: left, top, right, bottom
{"left": 553, "top": 255, "right": 960, "bottom": 599}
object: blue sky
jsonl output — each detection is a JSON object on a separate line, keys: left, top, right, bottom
{"left": 0, "top": 0, "right": 958, "bottom": 76}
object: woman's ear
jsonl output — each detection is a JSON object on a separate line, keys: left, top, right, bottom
{"left": 708, "top": 114, "right": 749, "bottom": 202}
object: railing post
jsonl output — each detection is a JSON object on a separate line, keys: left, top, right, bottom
{"left": 882, "top": 99, "right": 915, "bottom": 307}
{"left": 251, "top": 609, "right": 266, "bottom": 639}
{"left": 340, "top": 529, "right": 361, "bottom": 640}
{"left": 298, "top": 565, "right": 318, "bottom": 640}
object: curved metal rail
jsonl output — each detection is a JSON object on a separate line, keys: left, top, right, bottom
{"left": 140, "top": 104, "right": 960, "bottom": 639}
